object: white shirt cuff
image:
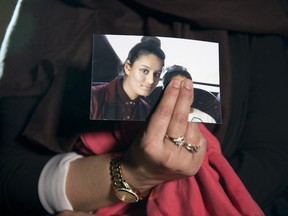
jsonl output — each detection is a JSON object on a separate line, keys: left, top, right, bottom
{"left": 38, "top": 152, "right": 83, "bottom": 214}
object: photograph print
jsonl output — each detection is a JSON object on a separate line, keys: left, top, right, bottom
{"left": 90, "top": 34, "right": 222, "bottom": 123}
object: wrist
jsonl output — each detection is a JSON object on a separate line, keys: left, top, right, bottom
{"left": 120, "top": 150, "right": 165, "bottom": 192}
{"left": 110, "top": 153, "right": 150, "bottom": 203}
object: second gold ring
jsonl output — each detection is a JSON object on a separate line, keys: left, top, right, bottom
{"left": 183, "top": 143, "right": 201, "bottom": 153}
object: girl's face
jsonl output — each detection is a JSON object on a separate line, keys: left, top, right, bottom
{"left": 123, "top": 54, "right": 163, "bottom": 100}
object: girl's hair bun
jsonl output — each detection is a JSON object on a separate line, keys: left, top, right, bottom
{"left": 141, "top": 36, "right": 161, "bottom": 47}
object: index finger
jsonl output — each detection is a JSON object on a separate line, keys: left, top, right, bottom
{"left": 146, "top": 79, "right": 181, "bottom": 139}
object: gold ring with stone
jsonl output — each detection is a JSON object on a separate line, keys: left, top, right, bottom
{"left": 165, "top": 134, "right": 186, "bottom": 147}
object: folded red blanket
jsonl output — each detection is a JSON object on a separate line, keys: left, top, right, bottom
{"left": 80, "top": 123, "right": 264, "bottom": 216}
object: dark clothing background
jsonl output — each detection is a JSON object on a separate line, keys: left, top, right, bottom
{"left": 0, "top": 0, "right": 288, "bottom": 215}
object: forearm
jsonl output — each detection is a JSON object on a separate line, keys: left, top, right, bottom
{"left": 66, "top": 154, "right": 119, "bottom": 212}
{"left": 65, "top": 152, "right": 156, "bottom": 212}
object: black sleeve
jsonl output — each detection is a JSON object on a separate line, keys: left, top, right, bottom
{"left": 0, "top": 96, "right": 55, "bottom": 215}
{"left": 227, "top": 35, "right": 288, "bottom": 210}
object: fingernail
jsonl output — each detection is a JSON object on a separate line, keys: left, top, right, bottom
{"left": 184, "top": 79, "right": 192, "bottom": 89}
{"left": 173, "top": 79, "right": 181, "bottom": 88}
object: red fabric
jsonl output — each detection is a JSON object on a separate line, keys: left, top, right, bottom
{"left": 80, "top": 123, "right": 264, "bottom": 216}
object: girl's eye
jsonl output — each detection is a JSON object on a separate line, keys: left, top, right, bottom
{"left": 142, "top": 69, "right": 149, "bottom": 74}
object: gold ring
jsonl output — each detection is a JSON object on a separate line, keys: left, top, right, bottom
{"left": 165, "top": 134, "right": 186, "bottom": 147}
{"left": 183, "top": 143, "right": 200, "bottom": 153}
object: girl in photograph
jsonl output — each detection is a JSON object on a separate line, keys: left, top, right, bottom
{"left": 90, "top": 36, "right": 165, "bottom": 120}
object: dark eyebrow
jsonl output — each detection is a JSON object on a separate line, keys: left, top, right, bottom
{"left": 139, "top": 64, "right": 150, "bottom": 68}
{"left": 139, "top": 65, "right": 162, "bottom": 73}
